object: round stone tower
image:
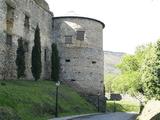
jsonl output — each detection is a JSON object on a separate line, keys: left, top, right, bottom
{"left": 53, "top": 16, "right": 105, "bottom": 112}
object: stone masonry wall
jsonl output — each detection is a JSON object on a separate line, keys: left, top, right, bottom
{"left": 53, "top": 17, "right": 106, "bottom": 112}
{"left": 0, "top": 0, "right": 53, "bottom": 80}
{"left": 0, "top": 0, "right": 106, "bottom": 112}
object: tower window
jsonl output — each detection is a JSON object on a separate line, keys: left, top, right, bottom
{"left": 65, "top": 59, "right": 70, "bottom": 62}
{"left": 6, "top": 34, "right": 12, "bottom": 46}
{"left": 24, "top": 41, "right": 29, "bottom": 52}
{"left": 76, "top": 31, "right": 85, "bottom": 41}
{"left": 6, "top": 4, "right": 14, "bottom": 33}
{"left": 44, "top": 49, "right": 47, "bottom": 62}
{"left": 65, "top": 36, "right": 72, "bottom": 44}
{"left": 71, "top": 79, "right": 76, "bottom": 81}
{"left": 24, "top": 15, "right": 30, "bottom": 29}
{"left": 6, "top": 4, "right": 14, "bottom": 21}
{"left": 92, "top": 61, "right": 96, "bottom": 64}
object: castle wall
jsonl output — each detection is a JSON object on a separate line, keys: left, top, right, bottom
{"left": 53, "top": 17, "right": 106, "bottom": 112}
{"left": 0, "top": 0, "right": 106, "bottom": 112}
{"left": 0, "top": 0, "right": 53, "bottom": 80}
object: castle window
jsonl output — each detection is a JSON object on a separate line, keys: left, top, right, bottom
{"left": 92, "top": 61, "right": 96, "bottom": 64}
{"left": 6, "top": 4, "right": 14, "bottom": 33}
{"left": 71, "top": 79, "right": 76, "bottom": 81}
{"left": 24, "top": 41, "right": 29, "bottom": 52}
{"left": 65, "top": 36, "right": 72, "bottom": 44}
{"left": 6, "top": 4, "right": 14, "bottom": 21}
{"left": 65, "top": 59, "right": 70, "bottom": 62}
{"left": 76, "top": 31, "right": 85, "bottom": 41}
{"left": 44, "top": 49, "right": 47, "bottom": 62}
{"left": 6, "top": 34, "right": 12, "bottom": 46}
{"left": 24, "top": 14, "right": 30, "bottom": 29}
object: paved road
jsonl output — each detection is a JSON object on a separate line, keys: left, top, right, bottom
{"left": 72, "top": 112, "right": 137, "bottom": 120}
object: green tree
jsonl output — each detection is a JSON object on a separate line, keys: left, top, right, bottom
{"left": 109, "top": 43, "right": 160, "bottom": 99}
{"left": 134, "top": 45, "right": 147, "bottom": 65}
{"left": 16, "top": 37, "right": 25, "bottom": 79}
{"left": 104, "top": 74, "right": 117, "bottom": 93}
{"left": 113, "top": 46, "right": 147, "bottom": 95}
{"left": 112, "top": 71, "right": 141, "bottom": 94}
{"left": 51, "top": 43, "right": 60, "bottom": 82}
{"left": 141, "top": 42, "right": 160, "bottom": 99}
{"left": 31, "top": 25, "right": 41, "bottom": 81}
{"left": 117, "top": 55, "right": 139, "bottom": 72}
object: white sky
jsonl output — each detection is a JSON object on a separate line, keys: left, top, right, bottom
{"left": 46, "top": 0, "right": 160, "bottom": 54}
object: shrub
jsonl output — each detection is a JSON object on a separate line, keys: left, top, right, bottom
{"left": 51, "top": 43, "right": 60, "bottom": 82}
{"left": 16, "top": 37, "right": 26, "bottom": 79}
{"left": 31, "top": 25, "right": 42, "bottom": 81}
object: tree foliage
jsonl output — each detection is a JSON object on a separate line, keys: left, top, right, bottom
{"left": 112, "top": 71, "right": 141, "bottom": 95}
{"left": 104, "top": 74, "right": 117, "bottom": 93}
{"left": 105, "top": 42, "right": 160, "bottom": 100}
{"left": 16, "top": 38, "right": 25, "bottom": 79}
{"left": 112, "top": 52, "right": 142, "bottom": 95}
{"left": 141, "top": 42, "right": 160, "bottom": 100}
{"left": 117, "top": 55, "right": 139, "bottom": 72}
{"left": 110, "top": 44, "right": 153, "bottom": 95}
{"left": 31, "top": 25, "right": 42, "bottom": 81}
{"left": 51, "top": 43, "right": 60, "bottom": 82}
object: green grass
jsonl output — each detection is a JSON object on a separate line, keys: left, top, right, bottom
{"left": 0, "top": 80, "right": 96, "bottom": 120}
{"left": 106, "top": 100, "right": 140, "bottom": 112}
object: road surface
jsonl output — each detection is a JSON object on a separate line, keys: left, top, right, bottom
{"left": 72, "top": 112, "right": 137, "bottom": 120}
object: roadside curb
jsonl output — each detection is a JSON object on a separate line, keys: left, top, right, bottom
{"left": 50, "top": 113, "right": 104, "bottom": 120}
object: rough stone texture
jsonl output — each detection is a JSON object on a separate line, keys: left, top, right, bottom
{"left": 0, "top": 0, "right": 53, "bottom": 80}
{"left": 33, "top": 0, "right": 50, "bottom": 11}
{"left": 0, "top": 0, "right": 106, "bottom": 112}
{"left": 53, "top": 17, "right": 106, "bottom": 112}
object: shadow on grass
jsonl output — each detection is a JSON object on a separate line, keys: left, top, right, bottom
{"left": 106, "top": 101, "right": 140, "bottom": 112}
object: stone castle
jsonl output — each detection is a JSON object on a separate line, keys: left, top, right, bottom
{"left": 0, "top": 0, "right": 105, "bottom": 111}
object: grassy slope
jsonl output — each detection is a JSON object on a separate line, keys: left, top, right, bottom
{"left": 0, "top": 80, "right": 96, "bottom": 120}
{"left": 107, "top": 100, "right": 140, "bottom": 113}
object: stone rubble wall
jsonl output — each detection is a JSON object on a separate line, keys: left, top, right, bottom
{"left": 0, "top": 0, "right": 53, "bottom": 80}
{"left": 0, "top": 0, "right": 106, "bottom": 112}
{"left": 53, "top": 17, "right": 106, "bottom": 112}
{"left": 33, "top": 0, "right": 50, "bottom": 11}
